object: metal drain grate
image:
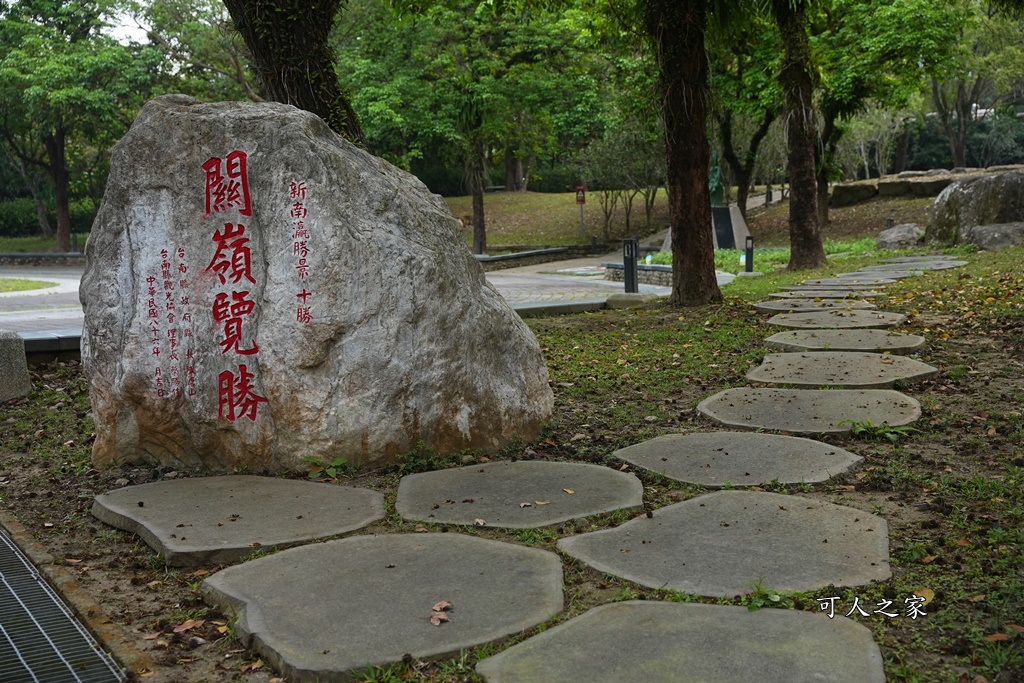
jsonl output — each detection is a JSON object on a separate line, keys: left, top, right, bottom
{"left": 0, "top": 529, "right": 125, "bottom": 683}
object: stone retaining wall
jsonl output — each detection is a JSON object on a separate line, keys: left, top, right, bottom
{"left": 0, "top": 253, "right": 86, "bottom": 266}
{"left": 603, "top": 263, "right": 673, "bottom": 287}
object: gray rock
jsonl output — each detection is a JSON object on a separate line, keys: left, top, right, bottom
{"left": 0, "top": 331, "right": 31, "bottom": 401}
{"left": 797, "top": 277, "right": 897, "bottom": 287}
{"left": 752, "top": 299, "right": 876, "bottom": 313}
{"left": 766, "top": 310, "right": 905, "bottom": 329}
{"left": 81, "top": 95, "right": 552, "bottom": 471}
{"left": 201, "top": 533, "right": 563, "bottom": 681}
{"left": 828, "top": 181, "right": 877, "bottom": 208}
{"left": 395, "top": 461, "right": 643, "bottom": 528}
{"left": 476, "top": 601, "right": 886, "bottom": 683}
{"left": 746, "top": 351, "right": 938, "bottom": 388}
{"left": 92, "top": 476, "right": 385, "bottom": 566}
{"left": 613, "top": 432, "right": 861, "bottom": 487}
{"left": 557, "top": 491, "right": 890, "bottom": 597}
{"left": 764, "top": 329, "right": 927, "bottom": 355}
{"left": 862, "top": 261, "right": 966, "bottom": 271}
{"left": 967, "top": 222, "right": 1024, "bottom": 250}
{"left": 877, "top": 178, "right": 911, "bottom": 197}
{"left": 928, "top": 171, "right": 1024, "bottom": 244}
{"left": 697, "top": 388, "right": 920, "bottom": 434}
{"left": 877, "top": 223, "right": 924, "bottom": 250}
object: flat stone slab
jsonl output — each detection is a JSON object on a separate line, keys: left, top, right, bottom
{"left": 201, "top": 533, "right": 563, "bottom": 682}
{"left": 92, "top": 476, "right": 385, "bottom": 566}
{"left": 557, "top": 491, "right": 890, "bottom": 597}
{"left": 0, "top": 330, "right": 32, "bottom": 401}
{"left": 752, "top": 298, "right": 877, "bottom": 313}
{"left": 747, "top": 351, "right": 938, "bottom": 388}
{"left": 767, "top": 310, "right": 905, "bottom": 329}
{"left": 797, "top": 277, "right": 897, "bottom": 287}
{"left": 613, "top": 432, "right": 861, "bottom": 487}
{"left": 476, "top": 601, "right": 885, "bottom": 683}
{"left": 764, "top": 329, "right": 926, "bottom": 355}
{"left": 836, "top": 270, "right": 920, "bottom": 279}
{"left": 865, "top": 261, "right": 967, "bottom": 270}
{"left": 697, "top": 388, "right": 920, "bottom": 434}
{"left": 770, "top": 289, "right": 885, "bottom": 299}
{"left": 882, "top": 256, "right": 967, "bottom": 266}
{"left": 396, "top": 461, "right": 643, "bottom": 528}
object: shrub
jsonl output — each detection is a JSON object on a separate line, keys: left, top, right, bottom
{"left": 0, "top": 199, "right": 97, "bottom": 238}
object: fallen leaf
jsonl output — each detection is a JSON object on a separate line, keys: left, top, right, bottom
{"left": 432, "top": 600, "right": 453, "bottom": 612}
{"left": 535, "top": 501, "right": 550, "bottom": 505}
{"left": 478, "top": 456, "right": 490, "bottom": 462}
{"left": 142, "top": 633, "right": 161, "bottom": 641}
{"left": 65, "top": 558, "right": 82, "bottom": 564}
{"left": 429, "top": 611, "right": 449, "bottom": 626}
{"left": 252, "top": 660, "right": 264, "bottom": 670}
{"left": 837, "top": 485, "right": 856, "bottom": 491}
{"left": 186, "top": 569, "right": 210, "bottom": 577}
{"left": 1007, "top": 624, "right": 1024, "bottom": 634}
{"left": 519, "top": 502, "right": 532, "bottom": 508}
{"left": 385, "top": 563, "right": 396, "bottom": 568}
{"left": 921, "top": 555, "right": 938, "bottom": 564}
{"left": 957, "top": 538, "right": 972, "bottom": 546}
{"left": 982, "top": 633, "right": 1010, "bottom": 642}
{"left": 414, "top": 524, "right": 428, "bottom": 533}
{"left": 545, "top": 438, "right": 557, "bottom": 446}
{"left": 912, "top": 587, "right": 935, "bottom": 605}
{"left": 563, "top": 488, "right": 574, "bottom": 495}
{"left": 473, "top": 518, "right": 486, "bottom": 526}
{"left": 173, "top": 619, "right": 205, "bottom": 634}
{"left": 146, "top": 580, "right": 164, "bottom": 587}
{"left": 43, "top": 522, "right": 54, "bottom": 528}
{"left": 969, "top": 594, "right": 986, "bottom": 602}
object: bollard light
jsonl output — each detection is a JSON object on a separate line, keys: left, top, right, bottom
{"left": 745, "top": 236, "right": 754, "bottom": 273}
{"left": 622, "top": 237, "right": 639, "bottom": 293}
{"left": 886, "top": 217, "right": 894, "bottom": 230}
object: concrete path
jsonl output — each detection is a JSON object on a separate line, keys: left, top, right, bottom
{"left": 476, "top": 601, "right": 886, "bottom": 683}
{"left": 557, "top": 491, "right": 890, "bottom": 597}
{"left": 767, "top": 310, "right": 905, "bottom": 329}
{"left": 746, "top": 351, "right": 938, "bottom": 388}
{"left": 770, "top": 289, "right": 885, "bottom": 299}
{"left": 752, "top": 298, "right": 877, "bottom": 313}
{"left": 764, "top": 329, "right": 927, "bottom": 354}
{"left": 697, "top": 387, "right": 921, "bottom": 434}
{"left": 91, "top": 476, "right": 385, "bottom": 567}
{"left": 395, "top": 461, "right": 643, "bottom": 529}
{"left": 613, "top": 432, "right": 862, "bottom": 487}
{"left": 201, "top": 533, "right": 563, "bottom": 682}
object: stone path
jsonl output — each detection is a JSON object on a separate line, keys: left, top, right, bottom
{"left": 395, "top": 461, "right": 643, "bottom": 528}
{"left": 476, "top": 601, "right": 886, "bottom": 683}
{"left": 79, "top": 253, "right": 968, "bottom": 681}
{"left": 613, "top": 432, "right": 862, "bottom": 487}
{"left": 752, "top": 298, "right": 877, "bottom": 313}
{"left": 91, "top": 476, "right": 385, "bottom": 567}
{"left": 766, "top": 310, "right": 905, "bottom": 329}
{"left": 746, "top": 351, "right": 938, "bottom": 388}
{"left": 764, "top": 328, "right": 926, "bottom": 354}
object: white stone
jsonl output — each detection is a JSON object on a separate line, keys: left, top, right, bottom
{"left": 81, "top": 96, "right": 552, "bottom": 471}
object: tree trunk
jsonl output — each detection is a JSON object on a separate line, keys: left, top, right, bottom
{"left": 42, "top": 130, "right": 71, "bottom": 252}
{"left": 816, "top": 105, "right": 840, "bottom": 228}
{"left": 645, "top": 0, "right": 721, "bottom": 307}
{"left": 468, "top": 138, "right": 487, "bottom": 254}
{"left": 222, "top": 0, "right": 365, "bottom": 144}
{"left": 773, "top": 0, "right": 824, "bottom": 271}
{"left": 504, "top": 148, "right": 517, "bottom": 191}
{"left": 719, "top": 108, "right": 775, "bottom": 220}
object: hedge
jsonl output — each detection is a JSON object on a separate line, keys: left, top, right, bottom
{"left": 0, "top": 199, "right": 97, "bottom": 238}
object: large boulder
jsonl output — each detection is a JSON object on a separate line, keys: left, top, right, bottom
{"left": 828, "top": 181, "right": 877, "bottom": 208}
{"left": 81, "top": 95, "right": 553, "bottom": 472}
{"left": 877, "top": 223, "right": 924, "bottom": 250}
{"left": 928, "top": 172, "right": 1024, "bottom": 244}
{"left": 967, "top": 222, "right": 1024, "bottom": 251}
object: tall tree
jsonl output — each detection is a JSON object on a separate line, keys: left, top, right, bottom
{"left": 0, "top": 0, "right": 160, "bottom": 251}
{"left": 770, "top": 0, "right": 824, "bottom": 271}
{"left": 221, "top": 0, "right": 365, "bottom": 143}
{"left": 645, "top": 0, "right": 722, "bottom": 305}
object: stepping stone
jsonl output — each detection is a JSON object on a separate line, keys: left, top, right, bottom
{"left": 764, "top": 329, "right": 926, "bottom": 355}
{"left": 746, "top": 352, "right": 938, "bottom": 388}
{"left": 883, "top": 256, "right": 961, "bottom": 263}
{"left": 396, "top": 461, "right": 643, "bottom": 529}
{"left": 752, "top": 298, "right": 877, "bottom": 313}
{"left": 613, "top": 432, "right": 861, "bottom": 487}
{"left": 836, "top": 270, "right": 919, "bottom": 280}
{"left": 697, "top": 388, "right": 920, "bottom": 434}
{"left": 201, "top": 533, "right": 563, "bottom": 682}
{"left": 92, "top": 476, "right": 385, "bottom": 567}
{"left": 770, "top": 289, "right": 885, "bottom": 299}
{"left": 864, "top": 261, "right": 966, "bottom": 271}
{"left": 766, "top": 310, "right": 905, "bottom": 329}
{"left": 476, "top": 601, "right": 885, "bottom": 683}
{"left": 798, "top": 277, "right": 896, "bottom": 287}
{"left": 557, "top": 490, "right": 890, "bottom": 597}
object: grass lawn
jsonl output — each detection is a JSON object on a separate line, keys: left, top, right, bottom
{"left": 0, "top": 278, "right": 57, "bottom": 293}
{"left": 0, "top": 235, "right": 87, "bottom": 253}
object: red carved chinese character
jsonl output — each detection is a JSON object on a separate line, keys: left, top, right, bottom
{"left": 203, "top": 151, "right": 251, "bottom": 216}
{"left": 290, "top": 202, "right": 308, "bottom": 219}
{"left": 212, "top": 291, "right": 259, "bottom": 355}
{"left": 296, "top": 306, "right": 312, "bottom": 324}
{"left": 293, "top": 241, "right": 309, "bottom": 258}
{"left": 217, "top": 364, "right": 266, "bottom": 422}
{"left": 296, "top": 289, "right": 312, "bottom": 304}
{"left": 206, "top": 223, "right": 255, "bottom": 285}
{"left": 290, "top": 181, "right": 306, "bottom": 199}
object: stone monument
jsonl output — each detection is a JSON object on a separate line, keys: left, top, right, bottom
{"left": 81, "top": 95, "right": 553, "bottom": 472}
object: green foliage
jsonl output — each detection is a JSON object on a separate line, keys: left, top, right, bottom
{"left": 302, "top": 456, "right": 350, "bottom": 479}
{"left": 0, "top": 198, "right": 95, "bottom": 238}
{"left": 839, "top": 418, "right": 919, "bottom": 442}
{"left": 742, "top": 577, "right": 795, "bottom": 611}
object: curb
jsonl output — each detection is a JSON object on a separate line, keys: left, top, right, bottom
{"left": 0, "top": 509, "right": 154, "bottom": 676}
